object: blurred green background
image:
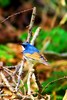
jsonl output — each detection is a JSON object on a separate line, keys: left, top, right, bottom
{"left": 0, "top": 0, "right": 67, "bottom": 100}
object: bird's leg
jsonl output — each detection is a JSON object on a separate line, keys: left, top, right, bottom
{"left": 27, "top": 62, "right": 34, "bottom": 95}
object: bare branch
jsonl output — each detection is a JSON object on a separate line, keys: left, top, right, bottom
{"left": 0, "top": 8, "right": 33, "bottom": 24}
{"left": 31, "top": 27, "right": 41, "bottom": 45}
{"left": 0, "top": 83, "right": 6, "bottom": 88}
{"left": 0, "top": 72, "right": 14, "bottom": 92}
{"left": 15, "top": 60, "right": 24, "bottom": 92}
{"left": 13, "top": 63, "right": 21, "bottom": 75}
{"left": 27, "top": 66, "right": 34, "bottom": 95}
{"left": 3, "top": 67, "right": 16, "bottom": 85}
{"left": 27, "top": 7, "right": 36, "bottom": 42}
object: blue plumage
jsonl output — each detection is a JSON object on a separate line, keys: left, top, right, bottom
{"left": 22, "top": 42, "right": 39, "bottom": 54}
{"left": 21, "top": 42, "right": 48, "bottom": 65}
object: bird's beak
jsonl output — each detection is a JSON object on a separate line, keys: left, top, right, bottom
{"left": 44, "top": 61, "right": 49, "bottom": 66}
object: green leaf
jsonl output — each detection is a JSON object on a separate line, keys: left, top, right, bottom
{"left": 0, "top": 0, "right": 10, "bottom": 7}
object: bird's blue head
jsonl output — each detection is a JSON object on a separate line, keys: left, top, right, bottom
{"left": 21, "top": 42, "right": 39, "bottom": 54}
{"left": 21, "top": 42, "right": 30, "bottom": 49}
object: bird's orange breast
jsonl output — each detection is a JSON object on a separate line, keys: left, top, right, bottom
{"left": 24, "top": 52, "right": 41, "bottom": 61}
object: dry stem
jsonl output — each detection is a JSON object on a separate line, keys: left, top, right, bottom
{"left": 31, "top": 27, "right": 41, "bottom": 45}
{"left": 27, "top": 7, "right": 36, "bottom": 42}
{"left": 15, "top": 60, "right": 24, "bottom": 92}
{"left": 0, "top": 8, "right": 33, "bottom": 24}
{"left": 0, "top": 71, "right": 14, "bottom": 92}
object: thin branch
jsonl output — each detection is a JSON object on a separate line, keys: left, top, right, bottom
{"left": 42, "top": 76, "right": 67, "bottom": 93}
{"left": 0, "top": 16, "right": 15, "bottom": 31}
{"left": 15, "top": 60, "right": 24, "bottom": 92}
{"left": 0, "top": 94, "right": 11, "bottom": 97}
{"left": 3, "top": 68, "right": 16, "bottom": 85}
{"left": 41, "top": 37, "right": 51, "bottom": 53}
{"left": 0, "top": 83, "right": 6, "bottom": 88}
{"left": 7, "top": 66, "right": 15, "bottom": 69}
{"left": 27, "top": 67, "right": 34, "bottom": 95}
{"left": 13, "top": 63, "right": 21, "bottom": 75}
{"left": 27, "top": 7, "right": 36, "bottom": 42}
{"left": 0, "top": 71, "right": 14, "bottom": 92}
{"left": 0, "top": 8, "right": 33, "bottom": 24}
{"left": 0, "top": 62, "right": 3, "bottom": 66}
{"left": 31, "top": 27, "right": 41, "bottom": 45}
{"left": 44, "top": 51, "right": 67, "bottom": 60}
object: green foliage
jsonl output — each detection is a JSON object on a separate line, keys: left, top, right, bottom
{"left": 0, "top": 0, "right": 10, "bottom": 7}
{"left": 42, "top": 71, "right": 67, "bottom": 100}
{"left": 0, "top": 45, "right": 15, "bottom": 61}
{"left": 20, "top": 27, "right": 67, "bottom": 53}
{"left": 19, "top": 32, "right": 27, "bottom": 42}
{"left": 46, "top": 27, "right": 67, "bottom": 53}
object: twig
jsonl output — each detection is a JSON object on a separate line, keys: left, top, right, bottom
{"left": 41, "top": 37, "right": 51, "bottom": 53}
{"left": 44, "top": 51, "right": 67, "bottom": 60}
{"left": 0, "top": 94, "right": 11, "bottom": 97}
{"left": 0, "top": 16, "right": 15, "bottom": 31}
{"left": 0, "top": 71, "right": 14, "bottom": 92}
{"left": 27, "top": 7, "right": 36, "bottom": 42}
{"left": 20, "top": 80, "right": 26, "bottom": 95}
{"left": 0, "top": 83, "right": 6, "bottom": 88}
{"left": 3, "top": 68, "right": 16, "bottom": 85}
{"left": 0, "top": 8, "right": 33, "bottom": 24}
{"left": 15, "top": 60, "right": 24, "bottom": 92}
{"left": 0, "top": 62, "right": 3, "bottom": 66}
{"left": 7, "top": 66, "right": 15, "bottom": 69}
{"left": 27, "top": 66, "right": 34, "bottom": 95}
{"left": 51, "top": 13, "right": 57, "bottom": 28}
{"left": 42, "top": 76, "right": 67, "bottom": 93}
{"left": 31, "top": 27, "right": 41, "bottom": 45}
{"left": 3, "top": 66, "right": 14, "bottom": 75}
{"left": 13, "top": 63, "right": 21, "bottom": 75}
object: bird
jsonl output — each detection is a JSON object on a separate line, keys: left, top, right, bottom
{"left": 21, "top": 42, "right": 48, "bottom": 66}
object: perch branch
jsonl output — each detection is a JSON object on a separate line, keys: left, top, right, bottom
{"left": 27, "top": 7, "right": 36, "bottom": 42}
{"left": 31, "top": 27, "right": 41, "bottom": 45}
{"left": 27, "top": 66, "right": 34, "bottom": 95}
{"left": 15, "top": 60, "right": 24, "bottom": 92}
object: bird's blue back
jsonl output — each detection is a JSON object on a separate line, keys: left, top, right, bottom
{"left": 23, "top": 43, "right": 39, "bottom": 54}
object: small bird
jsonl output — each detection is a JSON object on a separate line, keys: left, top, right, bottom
{"left": 21, "top": 42, "right": 48, "bottom": 65}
